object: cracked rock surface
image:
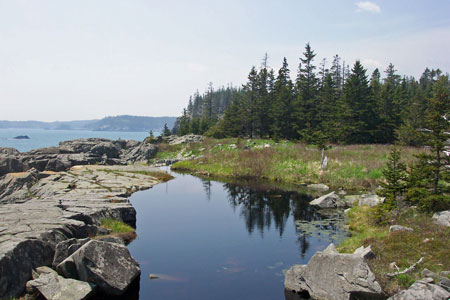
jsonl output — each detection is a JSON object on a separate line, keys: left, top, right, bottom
{"left": 0, "top": 164, "right": 162, "bottom": 298}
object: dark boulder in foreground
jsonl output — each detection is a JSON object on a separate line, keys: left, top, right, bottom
{"left": 285, "top": 244, "right": 384, "bottom": 300}
{"left": 57, "top": 240, "right": 140, "bottom": 295}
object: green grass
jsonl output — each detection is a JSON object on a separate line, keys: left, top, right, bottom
{"left": 337, "top": 206, "right": 389, "bottom": 253}
{"left": 100, "top": 218, "right": 134, "bottom": 233}
{"left": 172, "top": 139, "right": 421, "bottom": 192}
{"left": 337, "top": 206, "right": 450, "bottom": 296}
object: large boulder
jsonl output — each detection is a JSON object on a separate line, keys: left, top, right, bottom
{"left": 122, "top": 142, "right": 157, "bottom": 163}
{"left": 310, "top": 191, "right": 346, "bottom": 208}
{"left": 57, "top": 240, "right": 140, "bottom": 295}
{"left": 359, "top": 194, "right": 385, "bottom": 207}
{"left": 432, "top": 210, "right": 450, "bottom": 227}
{"left": 27, "top": 272, "right": 95, "bottom": 300}
{"left": 388, "top": 277, "right": 450, "bottom": 300}
{"left": 285, "top": 244, "right": 384, "bottom": 300}
{"left": 59, "top": 138, "right": 112, "bottom": 154}
{"left": 90, "top": 142, "right": 120, "bottom": 158}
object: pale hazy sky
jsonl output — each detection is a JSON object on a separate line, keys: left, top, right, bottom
{"left": 1, "top": 0, "right": 449, "bottom": 121}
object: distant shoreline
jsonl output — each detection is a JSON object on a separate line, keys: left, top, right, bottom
{"left": 0, "top": 115, "right": 176, "bottom": 132}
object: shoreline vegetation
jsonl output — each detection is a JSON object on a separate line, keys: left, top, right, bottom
{"left": 168, "top": 138, "right": 420, "bottom": 192}
{"left": 158, "top": 137, "right": 449, "bottom": 297}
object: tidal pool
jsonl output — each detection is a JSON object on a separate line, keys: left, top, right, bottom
{"left": 127, "top": 168, "right": 347, "bottom": 299}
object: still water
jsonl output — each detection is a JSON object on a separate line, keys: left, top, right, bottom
{"left": 128, "top": 168, "right": 348, "bottom": 300}
{"left": 0, "top": 128, "right": 149, "bottom": 152}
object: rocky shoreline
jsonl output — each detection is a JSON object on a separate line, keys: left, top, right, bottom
{"left": 0, "top": 138, "right": 167, "bottom": 299}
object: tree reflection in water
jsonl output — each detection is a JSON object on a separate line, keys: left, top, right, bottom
{"left": 217, "top": 180, "right": 348, "bottom": 257}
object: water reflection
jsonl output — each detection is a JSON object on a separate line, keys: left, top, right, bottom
{"left": 128, "top": 172, "right": 349, "bottom": 300}
{"left": 219, "top": 180, "right": 347, "bottom": 256}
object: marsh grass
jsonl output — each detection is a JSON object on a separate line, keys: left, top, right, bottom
{"left": 173, "top": 140, "right": 421, "bottom": 192}
{"left": 100, "top": 218, "right": 134, "bottom": 233}
{"left": 337, "top": 206, "right": 450, "bottom": 296}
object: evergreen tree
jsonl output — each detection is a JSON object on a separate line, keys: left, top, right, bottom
{"left": 379, "top": 147, "right": 408, "bottom": 209}
{"left": 341, "top": 60, "right": 376, "bottom": 143}
{"left": 330, "top": 55, "right": 342, "bottom": 96}
{"left": 271, "top": 58, "right": 294, "bottom": 139}
{"left": 255, "top": 54, "right": 271, "bottom": 137}
{"left": 296, "top": 44, "right": 319, "bottom": 141}
{"left": 240, "top": 67, "right": 259, "bottom": 138}
{"left": 397, "top": 80, "right": 428, "bottom": 145}
{"left": 377, "top": 64, "right": 402, "bottom": 143}
{"left": 406, "top": 76, "right": 450, "bottom": 211}
{"left": 424, "top": 75, "right": 450, "bottom": 195}
{"left": 162, "top": 123, "right": 172, "bottom": 136}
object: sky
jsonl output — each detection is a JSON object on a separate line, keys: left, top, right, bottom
{"left": 0, "top": 0, "right": 449, "bottom": 121}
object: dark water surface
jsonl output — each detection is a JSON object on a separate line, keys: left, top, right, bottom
{"left": 128, "top": 168, "right": 347, "bottom": 300}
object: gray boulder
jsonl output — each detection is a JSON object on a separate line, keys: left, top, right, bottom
{"left": 90, "top": 142, "right": 120, "bottom": 158}
{"left": 59, "top": 138, "right": 112, "bottom": 154}
{"left": 285, "top": 244, "right": 384, "bottom": 300}
{"left": 27, "top": 272, "right": 95, "bottom": 300}
{"left": 57, "top": 240, "right": 140, "bottom": 295}
{"left": 389, "top": 225, "right": 414, "bottom": 234}
{"left": 52, "top": 238, "right": 91, "bottom": 269}
{"left": 353, "top": 245, "right": 376, "bottom": 260}
{"left": 438, "top": 277, "right": 450, "bottom": 292}
{"left": 310, "top": 191, "right": 345, "bottom": 208}
{"left": 359, "top": 194, "right": 385, "bottom": 207}
{"left": 432, "top": 210, "right": 450, "bottom": 227}
{"left": 122, "top": 142, "right": 157, "bottom": 163}
{"left": 306, "top": 183, "right": 330, "bottom": 192}
{"left": 388, "top": 278, "right": 450, "bottom": 300}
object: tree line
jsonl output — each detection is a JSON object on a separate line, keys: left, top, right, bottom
{"left": 174, "top": 44, "right": 449, "bottom": 147}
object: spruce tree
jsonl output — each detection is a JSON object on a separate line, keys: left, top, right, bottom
{"left": 406, "top": 75, "right": 450, "bottom": 211}
{"left": 379, "top": 147, "right": 408, "bottom": 209}
{"left": 162, "top": 123, "right": 172, "bottom": 137}
{"left": 377, "top": 64, "right": 402, "bottom": 143}
{"left": 296, "top": 43, "right": 319, "bottom": 141}
{"left": 341, "top": 60, "right": 376, "bottom": 143}
{"left": 270, "top": 58, "right": 294, "bottom": 139}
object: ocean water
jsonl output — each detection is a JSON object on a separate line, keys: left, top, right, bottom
{"left": 0, "top": 128, "right": 150, "bottom": 152}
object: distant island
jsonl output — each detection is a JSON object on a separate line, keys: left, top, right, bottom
{"left": 0, "top": 115, "right": 177, "bottom": 132}
{"left": 12, "top": 135, "right": 30, "bottom": 139}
